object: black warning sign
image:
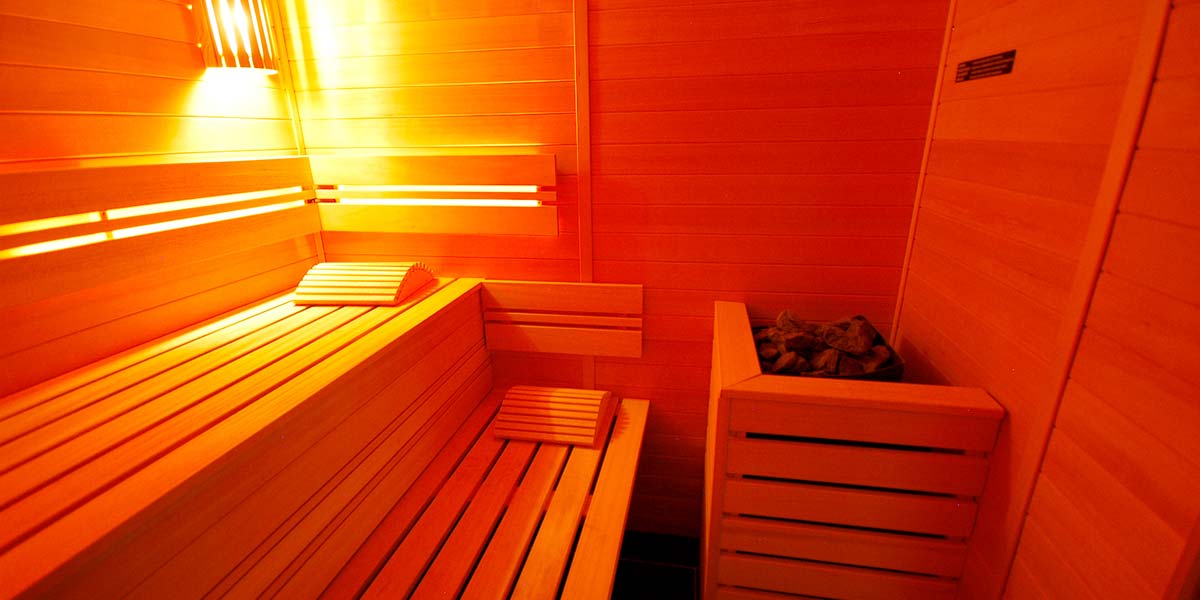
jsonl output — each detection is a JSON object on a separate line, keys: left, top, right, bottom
{"left": 955, "top": 50, "right": 1016, "bottom": 83}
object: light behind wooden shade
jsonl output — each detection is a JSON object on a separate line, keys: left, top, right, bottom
{"left": 198, "top": 0, "right": 278, "bottom": 71}
{"left": 294, "top": 262, "right": 435, "bottom": 306}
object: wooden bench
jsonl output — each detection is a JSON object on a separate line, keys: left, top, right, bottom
{"left": 0, "top": 158, "right": 648, "bottom": 599}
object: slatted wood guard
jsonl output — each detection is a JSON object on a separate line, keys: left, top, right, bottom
{"left": 481, "top": 280, "right": 643, "bottom": 358}
{"left": 294, "top": 261, "right": 435, "bottom": 306}
{"left": 495, "top": 385, "right": 615, "bottom": 448}
{"left": 704, "top": 301, "right": 1004, "bottom": 600}
{"left": 336, "top": 391, "right": 649, "bottom": 600}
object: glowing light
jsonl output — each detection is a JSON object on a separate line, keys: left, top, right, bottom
{"left": 112, "top": 200, "right": 305, "bottom": 238}
{"left": 335, "top": 184, "right": 540, "bottom": 194}
{"left": 200, "top": 0, "right": 277, "bottom": 71}
{"left": 106, "top": 187, "right": 303, "bottom": 219}
{"left": 338, "top": 198, "right": 541, "bottom": 208}
{"left": 0, "top": 234, "right": 109, "bottom": 259}
{"left": 0, "top": 212, "right": 103, "bottom": 236}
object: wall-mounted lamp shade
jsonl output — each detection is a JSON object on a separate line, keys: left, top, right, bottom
{"left": 198, "top": 0, "right": 278, "bottom": 72}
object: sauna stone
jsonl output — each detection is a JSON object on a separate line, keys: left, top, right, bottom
{"left": 754, "top": 312, "right": 897, "bottom": 379}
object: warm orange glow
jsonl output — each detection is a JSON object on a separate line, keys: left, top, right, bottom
{"left": 106, "top": 186, "right": 303, "bottom": 219}
{"left": 0, "top": 212, "right": 103, "bottom": 236}
{"left": 338, "top": 198, "right": 541, "bottom": 208}
{"left": 0, "top": 233, "right": 110, "bottom": 259}
{"left": 336, "top": 184, "right": 540, "bottom": 194}
{"left": 112, "top": 200, "right": 304, "bottom": 238}
{"left": 201, "top": 0, "right": 278, "bottom": 72}
{"left": 0, "top": 200, "right": 304, "bottom": 259}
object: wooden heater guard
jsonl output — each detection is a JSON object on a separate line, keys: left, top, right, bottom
{"left": 703, "top": 301, "right": 1005, "bottom": 600}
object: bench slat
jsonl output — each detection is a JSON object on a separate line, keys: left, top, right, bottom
{"left": 461, "top": 443, "right": 571, "bottom": 600}
{"left": 152, "top": 322, "right": 488, "bottom": 599}
{"left": 324, "top": 392, "right": 501, "bottom": 599}
{"left": 361, "top": 427, "right": 506, "bottom": 599}
{"left": 511, "top": 444, "right": 603, "bottom": 599}
{"left": 413, "top": 442, "right": 537, "bottom": 599}
{"left": 0, "top": 295, "right": 294, "bottom": 423}
{"left": 561, "top": 398, "right": 649, "bottom": 600}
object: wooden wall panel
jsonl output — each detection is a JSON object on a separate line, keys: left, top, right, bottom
{"left": 590, "top": 0, "right": 946, "bottom": 537}
{"left": 892, "top": 0, "right": 1184, "bottom": 597}
{"left": 1010, "top": 2, "right": 1200, "bottom": 595}
{"left": 0, "top": 3, "right": 299, "bottom": 172}
{"left": 282, "top": 0, "right": 582, "bottom": 288}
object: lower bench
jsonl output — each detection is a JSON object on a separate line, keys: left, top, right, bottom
{"left": 0, "top": 277, "right": 646, "bottom": 599}
{"left": 329, "top": 392, "right": 648, "bottom": 600}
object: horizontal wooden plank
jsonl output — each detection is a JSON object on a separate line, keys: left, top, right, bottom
{"left": 301, "top": 113, "right": 575, "bottom": 148}
{"left": 1121, "top": 149, "right": 1200, "bottom": 229}
{"left": 486, "top": 310, "right": 641, "bottom": 329}
{"left": 721, "top": 516, "right": 966, "bottom": 578}
{"left": 309, "top": 154, "right": 556, "bottom": 186}
{"left": 592, "top": 70, "right": 937, "bottom": 113}
{"left": 0, "top": 157, "right": 313, "bottom": 223}
{"left": 593, "top": 106, "right": 930, "bottom": 144}
{"left": 0, "top": 0, "right": 193, "bottom": 41}
{"left": 280, "top": 0, "right": 571, "bottom": 27}
{"left": 485, "top": 323, "right": 642, "bottom": 358}
{"left": 0, "top": 205, "right": 320, "bottom": 309}
{"left": 317, "top": 204, "right": 557, "bottom": 236}
{"left": 718, "top": 553, "right": 957, "bottom": 600}
{"left": 0, "top": 65, "right": 289, "bottom": 117}
{"left": 592, "top": 173, "right": 919, "bottom": 206}
{"left": 0, "top": 13, "right": 198, "bottom": 79}
{"left": 934, "top": 85, "right": 1126, "bottom": 145}
{"left": 295, "top": 81, "right": 575, "bottom": 119}
{"left": 925, "top": 138, "right": 1107, "bottom": 206}
{"left": 590, "top": 30, "right": 944, "bottom": 80}
{"left": 481, "top": 280, "right": 643, "bottom": 314}
{"left": 726, "top": 437, "right": 990, "bottom": 496}
{"left": 724, "top": 478, "right": 978, "bottom": 537}
{"left": 593, "top": 141, "right": 925, "bottom": 175}
{"left": 727, "top": 386, "right": 1001, "bottom": 451}
{"left": 287, "top": 12, "right": 572, "bottom": 59}
{"left": 290, "top": 48, "right": 574, "bottom": 90}
{"left": 0, "top": 114, "right": 297, "bottom": 164}
{"left": 595, "top": 261, "right": 900, "bottom": 296}
{"left": 592, "top": 205, "right": 911, "bottom": 236}
{"left": 590, "top": 0, "right": 948, "bottom": 45}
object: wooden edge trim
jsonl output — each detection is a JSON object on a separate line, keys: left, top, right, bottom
{"left": 573, "top": 0, "right": 593, "bottom": 284}
{"left": 1005, "top": 0, "right": 1175, "bottom": 596}
{"left": 890, "top": 0, "right": 959, "bottom": 346}
{"left": 725, "top": 376, "right": 1003, "bottom": 419}
{"left": 560, "top": 399, "right": 648, "bottom": 600}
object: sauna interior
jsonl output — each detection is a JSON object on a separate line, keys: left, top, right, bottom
{"left": 0, "top": 0, "right": 1198, "bottom": 598}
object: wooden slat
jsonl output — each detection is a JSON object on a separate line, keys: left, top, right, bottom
{"left": 560, "top": 399, "right": 649, "bottom": 600}
{"left": 724, "top": 478, "right": 978, "bottom": 538}
{"left": 360, "top": 425, "right": 507, "bottom": 599}
{"left": 510, "top": 443, "right": 602, "bottom": 598}
{"left": 412, "top": 442, "right": 537, "bottom": 599}
{"left": 721, "top": 516, "right": 966, "bottom": 578}
{"left": 0, "top": 205, "right": 321, "bottom": 310}
{"left": 308, "top": 154, "right": 556, "bottom": 187}
{"left": 481, "top": 280, "right": 642, "bottom": 314}
{"left": 485, "top": 310, "right": 641, "bottom": 329}
{"left": 324, "top": 392, "right": 501, "bottom": 599}
{"left": 294, "top": 262, "right": 435, "bottom": 306}
{"left": 0, "top": 157, "right": 313, "bottom": 224}
{"left": 484, "top": 322, "right": 641, "bottom": 358}
{"left": 317, "top": 204, "right": 558, "bottom": 236}
{"left": 726, "top": 437, "right": 990, "bottom": 496}
{"left": 460, "top": 444, "right": 569, "bottom": 600}
{"left": 0, "top": 279, "right": 483, "bottom": 597}
{"left": 718, "top": 553, "right": 957, "bottom": 600}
